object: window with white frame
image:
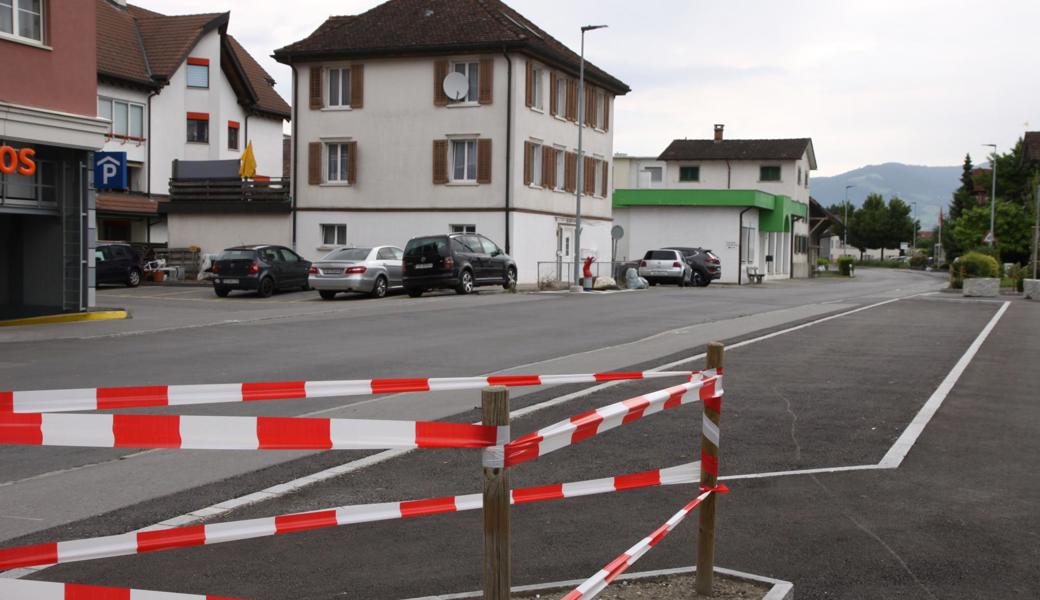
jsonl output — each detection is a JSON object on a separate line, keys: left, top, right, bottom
{"left": 594, "top": 91, "right": 605, "bottom": 129}
{"left": 531, "top": 142, "right": 543, "bottom": 186}
{"left": 451, "top": 62, "right": 479, "bottom": 103}
{"left": 326, "top": 142, "right": 350, "bottom": 183}
{"left": 554, "top": 76, "right": 567, "bottom": 117}
{"left": 531, "top": 67, "right": 544, "bottom": 110}
{"left": 321, "top": 224, "right": 347, "bottom": 246}
{"left": 186, "top": 61, "right": 209, "bottom": 88}
{"left": 644, "top": 166, "right": 663, "bottom": 183}
{"left": 451, "top": 139, "right": 477, "bottom": 181}
{"left": 1, "top": 0, "right": 42, "bottom": 42}
{"left": 450, "top": 224, "right": 476, "bottom": 234}
{"left": 555, "top": 148, "right": 565, "bottom": 190}
{"left": 327, "top": 67, "right": 351, "bottom": 107}
{"left": 98, "top": 97, "right": 144, "bottom": 139}
{"left": 594, "top": 160, "right": 604, "bottom": 196}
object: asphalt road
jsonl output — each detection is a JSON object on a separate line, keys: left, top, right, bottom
{"left": 12, "top": 290, "right": 1037, "bottom": 600}
{"left": 0, "top": 269, "right": 944, "bottom": 543}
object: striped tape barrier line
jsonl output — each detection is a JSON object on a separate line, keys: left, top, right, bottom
{"left": 504, "top": 370, "right": 723, "bottom": 467}
{"left": 561, "top": 490, "right": 716, "bottom": 600}
{"left": 0, "top": 371, "right": 693, "bottom": 414}
{"left": 0, "top": 413, "right": 507, "bottom": 451}
{"left": 0, "top": 463, "right": 700, "bottom": 572}
{"left": 0, "top": 578, "right": 241, "bottom": 599}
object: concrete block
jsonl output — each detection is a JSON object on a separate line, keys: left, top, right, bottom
{"left": 963, "top": 277, "right": 999, "bottom": 298}
{"left": 1024, "top": 279, "right": 1040, "bottom": 300}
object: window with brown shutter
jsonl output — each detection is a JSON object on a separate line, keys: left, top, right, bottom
{"left": 433, "top": 140, "right": 448, "bottom": 184}
{"left": 479, "top": 57, "right": 493, "bottom": 104}
{"left": 525, "top": 62, "right": 534, "bottom": 108}
{"left": 603, "top": 96, "right": 610, "bottom": 131}
{"left": 346, "top": 141, "right": 358, "bottom": 184}
{"left": 309, "top": 66, "right": 323, "bottom": 110}
{"left": 584, "top": 156, "right": 595, "bottom": 194}
{"left": 308, "top": 142, "right": 321, "bottom": 184}
{"left": 602, "top": 159, "right": 609, "bottom": 197}
{"left": 549, "top": 73, "right": 558, "bottom": 115}
{"left": 566, "top": 80, "right": 578, "bottom": 121}
{"left": 523, "top": 142, "right": 533, "bottom": 185}
{"left": 477, "top": 138, "right": 492, "bottom": 183}
{"left": 542, "top": 146, "right": 554, "bottom": 188}
{"left": 350, "top": 65, "right": 364, "bottom": 109}
{"left": 585, "top": 85, "right": 595, "bottom": 126}
{"left": 434, "top": 60, "right": 449, "bottom": 106}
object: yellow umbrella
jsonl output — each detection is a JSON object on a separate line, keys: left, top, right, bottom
{"left": 240, "top": 141, "right": 257, "bottom": 178}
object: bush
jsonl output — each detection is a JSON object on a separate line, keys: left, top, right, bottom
{"left": 909, "top": 255, "right": 928, "bottom": 269}
{"left": 816, "top": 257, "right": 831, "bottom": 267}
{"left": 837, "top": 256, "right": 854, "bottom": 276}
{"left": 950, "top": 251, "right": 1000, "bottom": 289}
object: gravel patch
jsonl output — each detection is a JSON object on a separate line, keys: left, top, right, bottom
{"left": 513, "top": 573, "right": 770, "bottom": 599}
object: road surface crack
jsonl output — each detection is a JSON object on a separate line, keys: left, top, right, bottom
{"left": 773, "top": 385, "right": 802, "bottom": 462}
{"left": 810, "top": 475, "right": 938, "bottom": 600}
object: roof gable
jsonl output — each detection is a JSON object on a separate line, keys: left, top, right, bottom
{"left": 274, "top": 0, "right": 629, "bottom": 95}
{"left": 95, "top": 1, "right": 288, "bottom": 120}
{"left": 658, "top": 138, "right": 816, "bottom": 169}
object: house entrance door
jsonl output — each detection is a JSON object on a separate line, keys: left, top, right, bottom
{"left": 556, "top": 223, "right": 574, "bottom": 285}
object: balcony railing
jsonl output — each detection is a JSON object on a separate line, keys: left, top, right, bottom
{"left": 163, "top": 178, "right": 291, "bottom": 214}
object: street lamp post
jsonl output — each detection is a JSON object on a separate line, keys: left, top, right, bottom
{"left": 572, "top": 24, "right": 608, "bottom": 292}
{"left": 843, "top": 185, "right": 855, "bottom": 256}
{"left": 983, "top": 144, "right": 997, "bottom": 246}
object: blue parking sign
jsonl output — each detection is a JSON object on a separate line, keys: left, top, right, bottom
{"left": 94, "top": 151, "right": 128, "bottom": 190}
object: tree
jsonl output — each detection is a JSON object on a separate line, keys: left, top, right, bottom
{"left": 949, "top": 153, "right": 976, "bottom": 221}
{"left": 850, "top": 194, "right": 889, "bottom": 259}
{"left": 952, "top": 202, "right": 1033, "bottom": 263}
{"left": 886, "top": 196, "right": 916, "bottom": 253}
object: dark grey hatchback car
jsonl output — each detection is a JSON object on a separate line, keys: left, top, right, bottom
{"left": 402, "top": 234, "right": 517, "bottom": 297}
{"left": 211, "top": 245, "right": 311, "bottom": 298}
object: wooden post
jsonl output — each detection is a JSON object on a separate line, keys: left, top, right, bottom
{"left": 695, "top": 342, "right": 725, "bottom": 596}
{"left": 482, "top": 386, "right": 511, "bottom": 600}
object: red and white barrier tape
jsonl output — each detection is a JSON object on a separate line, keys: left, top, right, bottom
{"left": 0, "top": 463, "right": 699, "bottom": 572}
{"left": 561, "top": 489, "right": 723, "bottom": 600}
{"left": 505, "top": 370, "right": 722, "bottom": 467}
{"left": 0, "top": 371, "right": 693, "bottom": 414}
{"left": 0, "top": 413, "right": 507, "bottom": 451}
{"left": 0, "top": 578, "right": 240, "bottom": 599}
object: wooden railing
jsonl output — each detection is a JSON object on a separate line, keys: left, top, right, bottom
{"left": 168, "top": 178, "right": 290, "bottom": 203}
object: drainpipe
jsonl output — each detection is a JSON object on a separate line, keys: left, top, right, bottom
{"left": 726, "top": 159, "right": 731, "bottom": 189}
{"left": 501, "top": 48, "right": 513, "bottom": 254}
{"left": 146, "top": 89, "right": 159, "bottom": 195}
{"left": 789, "top": 214, "right": 804, "bottom": 279}
{"left": 289, "top": 63, "right": 299, "bottom": 248}
{"left": 244, "top": 113, "right": 250, "bottom": 151}
{"left": 737, "top": 206, "right": 752, "bottom": 285}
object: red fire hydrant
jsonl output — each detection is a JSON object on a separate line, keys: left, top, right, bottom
{"left": 582, "top": 256, "right": 595, "bottom": 290}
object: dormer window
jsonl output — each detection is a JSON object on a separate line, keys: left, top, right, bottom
{"left": 186, "top": 58, "right": 209, "bottom": 88}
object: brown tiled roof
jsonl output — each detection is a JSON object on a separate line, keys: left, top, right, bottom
{"left": 96, "top": 1, "right": 288, "bottom": 120}
{"left": 273, "top": 0, "right": 629, "bottom": 95}
{"left": 96, "top": 192, "right": 159, "bottom": 215}
{"left": 226, "top": 35, "right": 291, "bottom": 119}
{"left": 1024, "top": 131, "right": 1040, "bottom": 163}
{"left": 659, "top": 139, "right": 814, "bottom": 163}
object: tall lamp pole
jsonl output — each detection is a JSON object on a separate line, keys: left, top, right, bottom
{"left": 910, "top": 201, "right": 917, "bottom": 253}
{"left": 572, "top": 24, "right": 607, "bottom": 291}
{"left": 983, "top": 143, "right": 997, "bottom": 247}
{"left": 843, "top": 185, "right": 855, "bottom": 256}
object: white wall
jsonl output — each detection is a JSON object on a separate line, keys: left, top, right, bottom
{"left": 613, "top": 205, "right": 753, "bottom": 284}
{"left": 167, "top": 213, "right": 291, "bottom": 257}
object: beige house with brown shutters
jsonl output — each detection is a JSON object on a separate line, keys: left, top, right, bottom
{"left": 273, "top": 0, "right": 629, "bottom": 284}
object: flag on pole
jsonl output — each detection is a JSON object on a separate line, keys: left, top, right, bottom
{"left": 240, "top": 141, "right": 257, "bottom": 178}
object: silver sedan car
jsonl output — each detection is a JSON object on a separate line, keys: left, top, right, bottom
{"left": 309, "top": 246, "right": 404, "bottom": 299}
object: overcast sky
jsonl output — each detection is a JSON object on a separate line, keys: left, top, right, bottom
{"left": 133, "top": 0, "right": 1040, "bottom": 176}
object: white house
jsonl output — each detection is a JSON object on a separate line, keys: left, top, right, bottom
{"left": 94, "top": 0, "right": 290, "bottom": 252}
{"left": 613, "top": 126, "right": 817, "bottom": 283}
{"left": 273, "top": 0, "right": 630, "bottom": 284}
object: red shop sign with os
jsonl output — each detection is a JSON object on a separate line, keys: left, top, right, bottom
{"left": 0, "top": 145, "right": 37, "bottom": 176}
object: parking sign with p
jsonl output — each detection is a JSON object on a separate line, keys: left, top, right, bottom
{"left": 94, "top": 151, "right": 128, "bottom": 190}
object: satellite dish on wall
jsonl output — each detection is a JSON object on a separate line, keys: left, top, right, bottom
{"left": 442, "top": 71, "right": 468, "bottom": 101}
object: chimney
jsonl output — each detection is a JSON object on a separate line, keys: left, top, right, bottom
{"left": 714, "top": 124, "right": 725, "bottom": 142}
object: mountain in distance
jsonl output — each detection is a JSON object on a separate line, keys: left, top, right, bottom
{"left": 810, "top": 163, "right": 961, "bottom": 229}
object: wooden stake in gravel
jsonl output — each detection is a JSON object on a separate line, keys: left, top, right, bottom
{"left": 482, "top": 386, "right": 511, "bottom": 600}
{"left": 696, "top": 342, "right": 725, "bottom": 596}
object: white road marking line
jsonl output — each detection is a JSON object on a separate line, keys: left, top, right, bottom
{"left": 878, "top": 301, "right": 1010, "bottom": 468}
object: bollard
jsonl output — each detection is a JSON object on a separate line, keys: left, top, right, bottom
{"left": 482, "top": 386, "right": 511, "bottom": 600}
{"left": 695, "top": 342, "right": 725, "bottom": 596}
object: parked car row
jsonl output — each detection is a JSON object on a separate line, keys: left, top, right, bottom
{"left": 636, "top": 246, "right": 721, "bottom": 287}
{"left": 209, "top": 233, "right": 517, "bottom": 299}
